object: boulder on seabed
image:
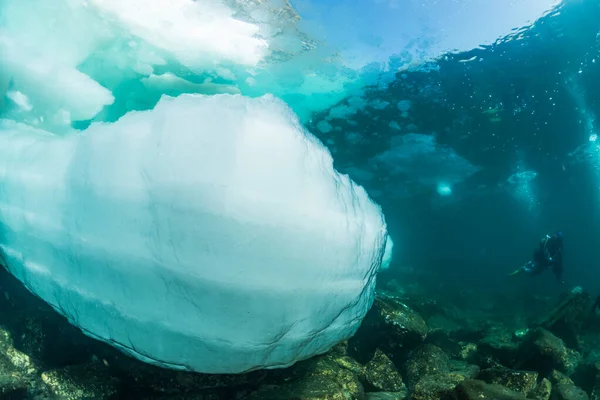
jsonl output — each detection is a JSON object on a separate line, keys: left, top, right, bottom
{"left": 0, "top": 324, "right": 51, "bottom": 399}
{"left": 410, "top": 373, "right": 466, "bottom": 400}
{"left": 349, "top": 292, "right": 428, "bottom": 364}
{"left": 551, "top": 382, "right": 589, "bottom": 400}
{"left": 0, "top": 355, "right": 29, "bottom": 399}
{"left": 457, "top": 343, "right": 479, "bottom": 364}
{"left": 477, "top": 367, "right": 538, "bottom": 395}
{"left": 478, "top": 327, "right": 521, "bottom": 366}
{"left": 550, "top": 370, "right": 575, "bottom": 386}
{"left": 453, "top": 379, "right": 529, "bottom": 400}
{"left": 10, "top": 311, "right": 96, "bottom": 369}
{"left": 41, "top": 363, "right": 120, "bottom": 400}
{"left": 403, "top": 344, "right": 450, "bottom": 388}
{"left": 246, "top": 356, "right": 364, "bottom": 400}
{"left": 516, "top": 328, "right": 581, "bottom": 376}
{"left": 449, "top": 360, "right": 480, "bottom": 380}
{"left": 530, "top": 378, "right": 553, "bottom": 400}
{"left": 538, "top": 288, "right": 592, "bottom": 350}
{"left": 404, "top": 360, "right": 478, "bottom": 400}
{"left": 364, "top": 349, "right": 404, "bottom": 392}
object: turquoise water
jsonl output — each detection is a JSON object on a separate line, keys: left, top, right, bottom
{"left": 2, "top": 0, "right": 600, "bottom": 387}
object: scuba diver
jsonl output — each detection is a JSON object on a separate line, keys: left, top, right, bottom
{"left": 509, "top": 231, "right": 564, "bottom": 284}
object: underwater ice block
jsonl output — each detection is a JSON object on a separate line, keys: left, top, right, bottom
{"left": 0, "top": 93, "right": 387, "bottom": 373}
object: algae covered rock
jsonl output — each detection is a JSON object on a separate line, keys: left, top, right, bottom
{"left": 0, "top": 365, "right": 28, "bottom": 398}
{"left": 457, "top": 342, "right": 479, "bottom": 363}
{"left": 477, "top": 367, "right": 538, "bottom": 394}
{"left": 423, "top": 329, "right": 463, "bottom": 359}
{"left": 0, "top": 326, "right": 45, "bottom": 399}
{"left": 365, "top": 349, "right": 403, "bottom": 392}
{"left": 350, "top": 293, "right": 428, "bottom": 363}
{"left": 411, "top": 372, "right": 466, "bottom": 400}
{"left": 529, "top": 378, "right": 553, "bottom": 400}
{"left": 454, "top": 379, "right": 529, "bottom": 399}
{"left": 479, "top": 328, "right": 521, "bottom": 366}
{"left": 248, "top": 378, "right": 355, "bottom": 400}
{"left": 551, "top": 382, "right": 589, "bottom": 400}
{"left": 377, "top": 294, "right": 429, "bottom": 341}
{"left": 11, "top": 312, "right": 95, "bottom": 369}
{"left": 332, "top": 355, "right": 367, "bottom": 382}
{"left": 94, "top": 346, "right": 265, "bottom": 398}
{"left": 247, "top": 356, "right": 364, "bottom": 400}
{"left": 0, "top": 326, "right": 38, "bottom": 376}
{"left": 41, "top": 363, "right": 120, "bottom": 400}
{"left": 449, "top": 360, "right": 480, "bottom": 380}
{"left": 408, "top": 361, "right": 478, "bottom": 400}
{"left": 550, "top": 370, "right": 575, "bottom": 386}
{"left": 517, "top": 328, "right": 581, "bottom": 376}
{"left": 539, "top": 288, "right": 592, "bottom": 349}
{"left": 321, "top": 341, "right": 367, "bottom": 382}
{"left": 404, "top": 344, "right": 450, "bottom": 388}
{"left": 427, "top": 314, "right": 462, "bottom": 335}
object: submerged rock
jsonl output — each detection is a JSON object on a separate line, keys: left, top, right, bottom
{"left": 517, "top": 328, "right": 581, "bottom": 376}
{"left": 0, "top": 325, "right": 51, "bottom": 399}
{"left": 329, "top": 341, "right": 351, "bottom": 358}
{"left": 350, "top": 293, "right": 428, "bottom": 363}
{"left": 10, "top": 312, "right": 95, "bottom": 368}
{"left": 332, "top": 355, "right": 367, "bottom": 382}
{"left": 41, "top": 363, "right": 120, "bottom": 400}
{"left": 457, "top": 342, "right": 479, "bottom": 363}
{"left": 411, "top": 372, "right": 466, "bottom": 400}
{"left": 591, "top": 373, "right": 600, "bottom": 400}
{"left": 364, "top": 349, "right": 403, "bottom": 392}
{"left": 550, "top": 370, "right": 575, "bottom": 386}
{"left": 477, "top": 367, "right": 538, "bottom": 394}
{"left": 539, "top": 289, "right": 592, "bottom": 350}
{"left": 247, "top": 356, "right": 364, "bottom": 400}
{"left": 479, "top": 328, "right": 521, "bottom": 366}
{"left": 551, "top": 382, "right": 589, "bottom": 400}
{"left": 453, "top": 379, "right": 528, "bottom": 399}
{"left": 569, "top": 361, "right": 600, "bottom": 397}
{"left": 327, "top": 341, "right": 368, "bottom": 382}
{"left": 98, "top": 348, "right": 265, "bottom": 397}
{"left": 449, "top": 360, "right": 480, "bottom": 380}
{"left": 404, "top": 344, "right": 450, "bottom": 388}
{"left": 406, "top": 360, "right": 477, "bottom": 400}
{"left": 248, "top": 379, "right": 356, "bottom": 400}
{"left": 530, "top": 378, "right": 553, "bottom": 400}
{"left": 423, "top": 328, "right": 482, "bottom": 362}
{"left": 427, "top": 314, "right": 462, "bottom": 335}
{"left": 0, "top": 358, "right": 29, "bottom": 398}
{"left": 366, "top": 391, "right": 409, "bottom": 400}
{"left": 0, "top": 326, "right": 37, "bottom": 376}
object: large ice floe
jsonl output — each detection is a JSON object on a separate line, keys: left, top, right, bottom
{"left": 0, "top": 0, "right": 388, "bottom": 373}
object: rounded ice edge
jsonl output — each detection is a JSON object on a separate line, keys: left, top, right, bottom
{"left": 380, "top": 236, "right": 394, "bottom": 271}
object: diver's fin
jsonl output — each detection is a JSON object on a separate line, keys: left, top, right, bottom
{"left": 508, "top": 268, "right": 523, "bottom": 276}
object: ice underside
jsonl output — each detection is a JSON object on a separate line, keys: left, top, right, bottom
{"left": 0, "top": 0, "right": 389, "bottom": 373}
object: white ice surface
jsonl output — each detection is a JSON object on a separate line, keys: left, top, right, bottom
{"left": 0, "top": 0, "right": 268, "bottom": 131}
{"left": 88, "top": 0, "right": 268, "bottom": 68}
{"left": 0, "top": 93, "right": 387, "bottom": 373}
